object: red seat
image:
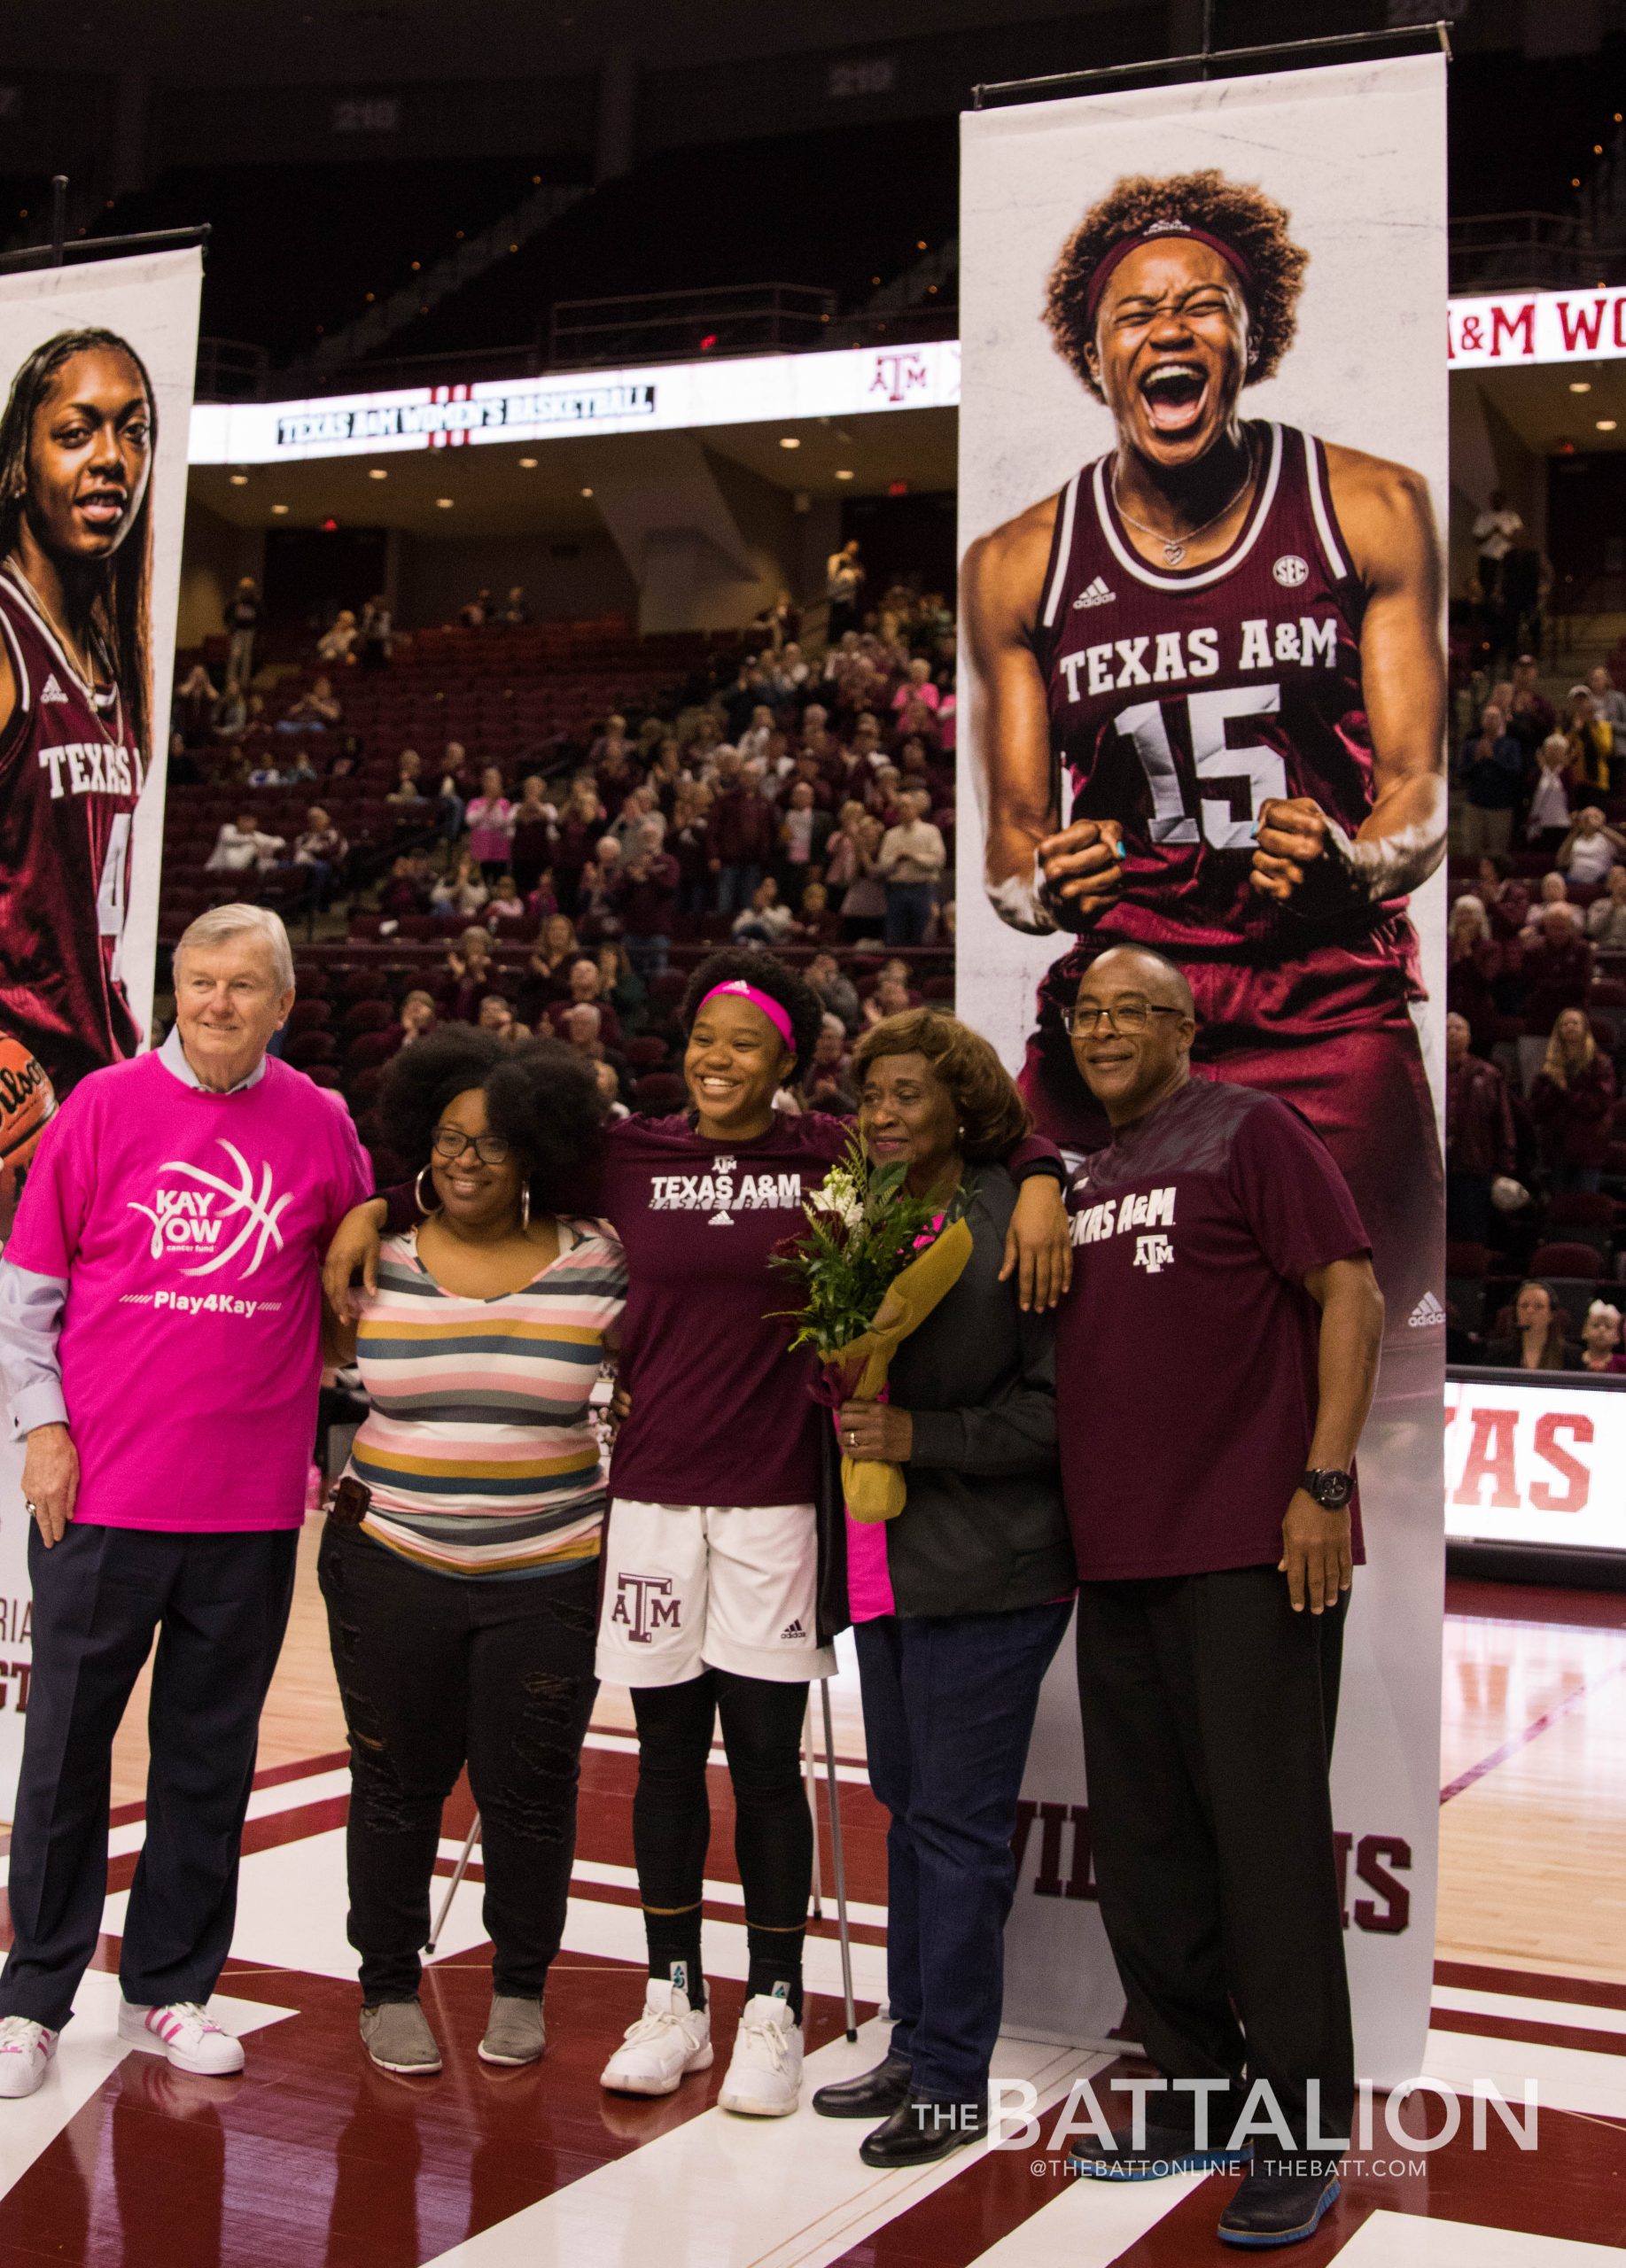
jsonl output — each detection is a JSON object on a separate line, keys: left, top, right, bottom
{"left": 341, "top": 998, "right": 393, "bottom": 1037}
{"left": 632, "top": 1072, "right": 685, "bottom": 1113}
{"left": 284, "top": 1031, "right": 337, "bottom": 1068}
{"left": 1444, "top": 1240, "right": 1489, "bottom": 1277}
{"left": 346, "top": 1029, "right": 400, "bottom": 1073}
{"left": 285, "top": 998, "right": 331, "bottom": 1034}
{"left": 1529, "top": 1242, "right": 1606, "bottom": 1278}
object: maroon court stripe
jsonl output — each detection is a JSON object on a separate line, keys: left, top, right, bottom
{"left": 1435, "top": 1959, "right": 1626, "bottom": 2014}
{"left": 1440, "top": 1659, "right": 1626, "bottom": 1804}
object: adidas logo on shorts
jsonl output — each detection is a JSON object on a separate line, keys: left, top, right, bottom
{"left": 1072, "top": 575, "right": 1116, "bottom": 610}
{"left": 1408, "top": 1291, "right": 1446, "bottom": 1329}
{"left": 779, "top": 1619, "right": 806, "bottom": 1643}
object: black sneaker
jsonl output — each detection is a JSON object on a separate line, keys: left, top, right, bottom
{"left": 1217, "top": 2164, "right": 1342, "bottom": 2249}
{"left": 1070, "top": 2120, "right": 1252, "bottom": 2181}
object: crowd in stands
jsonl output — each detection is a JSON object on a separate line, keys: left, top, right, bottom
{"left": 162, "top": 555, "right": 1626, "bottom": 1382}
{"left": 161, "top": 551, "right": 957, "bottom": 1185}
{"left": 1446, "top": 633, "right": 1626, "bottom": 1374}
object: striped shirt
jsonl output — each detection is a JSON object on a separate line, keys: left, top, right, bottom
{"left": 346, "top": 1220, "right": 627, "bottom": 1579}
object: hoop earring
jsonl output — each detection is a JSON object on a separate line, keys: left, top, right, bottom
{"left": 415, "top": 1164, "right": 440, "bottom": 1216}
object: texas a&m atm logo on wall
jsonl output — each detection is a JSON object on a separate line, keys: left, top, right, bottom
{"left": 1012, "top": 1799, "right": 1411, "bottom": 1934}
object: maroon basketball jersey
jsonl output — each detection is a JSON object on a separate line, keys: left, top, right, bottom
{"left": 0, "top": 562, "right": 143, "bottom": 1099}
{"left": 1034, "top": 419, "right": 1417, "bottom": 977}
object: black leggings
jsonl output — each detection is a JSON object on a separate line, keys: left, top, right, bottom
{"left": 631, "top": 1670, "right": 811, "bottom": 2013}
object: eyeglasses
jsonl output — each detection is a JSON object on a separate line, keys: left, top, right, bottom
{"left": 432, "top": 1126, "right": 512, "bottom": 1166}
{"left": 1067, "top": 1002, "right": 1186, "bottom": 1036}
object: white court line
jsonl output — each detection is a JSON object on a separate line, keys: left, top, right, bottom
{"left": 0, "top": 1972, "right": 293, "bottom": 2206}
{"left": 431, "top": 1838, "right": 891, "bottom": 1933}
{"left": 1422, "top": 2027, "right": 1626, "bottom": 2122}
{"left": 0, "top": 1766, "right": 354, "bottom": 1888}
{"left": 423, "top": 2023, "right": 1110, "bottom": 2268}
{"left": 1334, "top": 2209, "right": 1626, "bottom": 2264}
{"left": 101, "top": 1827, "right": 891, "bottom": 2000}
{"left": 963, "top": 2167, "right": 1210, "bottom": 2266}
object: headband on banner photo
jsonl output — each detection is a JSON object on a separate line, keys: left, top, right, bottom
{"left": 1085, "top": 220, "right": 1256, "bottom": 323}
{"left": 697, "top": 980, "right": 797, "bottom": 1060}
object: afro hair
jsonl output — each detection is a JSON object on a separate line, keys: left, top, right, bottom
{"left": 681, "top": 949, "right": 825, "bottom": 1071}
{"left": 1044, "top": 169, "right": 1309, "bottom": 402}
{"left": 377, "top": 1028, "right": 607, "bottom": 1214}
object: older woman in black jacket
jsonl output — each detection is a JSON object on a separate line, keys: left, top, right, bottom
{"left": 814, "top": 1009, "right": 1076, "bottom": 2168}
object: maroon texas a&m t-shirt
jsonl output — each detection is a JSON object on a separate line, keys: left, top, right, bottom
{"left": 1056, "top": 1077, "right": 1370, "bottom": 1581}
{"left": 603, "top": 1111, "right": 846, "bottom": 1508}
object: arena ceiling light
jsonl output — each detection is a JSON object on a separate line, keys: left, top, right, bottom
{"left": 1599, "top": 418, "right": 1620, "bottom": 431}
{"left": 580, "top": 485, "right": 594, "bottom": 496}
{"left": 229, "top": 472, "right": 248, "bottom": 485}
{"left": 270, "top": 502, "right": 289, "bottom": 514}
{"left": 368, "top": 467, "right": 387, "bottom": 479}
{"left": 835, "top": 468, "right": 854, "bottom": 480}
{"left": 1570, "top": 379, "right": 1592, "bottom": 392}
{"left": 435, "top": 496, "right": 455, "bottom": 508}
{"left": 518, "top": 456, "right": 538, "bottom": 468}
{"left": 779, "top": 436, "right": 800, "bottom": 448}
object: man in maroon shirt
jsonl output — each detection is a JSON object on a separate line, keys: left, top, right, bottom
{"left": 1056, "top": 944, "right": 1383, "bottom": 2253}
{"left": 706, "top": 768, "right": 778, "bottom": 918}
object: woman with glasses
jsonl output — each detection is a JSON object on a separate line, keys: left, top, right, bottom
{"left": 322, "top": 1029, "right": 625, "bottom": 2078}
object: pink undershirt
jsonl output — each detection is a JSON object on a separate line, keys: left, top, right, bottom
{"left": 836, "top": 1411, "right": 897, "bottom": 1621}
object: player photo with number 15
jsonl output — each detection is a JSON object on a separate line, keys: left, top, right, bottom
{"left": 963, "top": 169, "right": 1445, "bottom": 1377}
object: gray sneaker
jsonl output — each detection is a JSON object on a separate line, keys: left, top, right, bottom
{"left": 478, "top": 1994, "right": 546, "bottom": 2067}
{"left": 360, "top": 2000, "right": 442, "bottom": 2075}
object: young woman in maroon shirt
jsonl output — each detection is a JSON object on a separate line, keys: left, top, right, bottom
{"left": 323, "top": 948, "right": 1070, "bottom": 2115}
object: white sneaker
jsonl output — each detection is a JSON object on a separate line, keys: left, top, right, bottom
{"left": 119, "top": 2000, "right": 245, "bottom": 2077}
{"left": 599, "top": 1977, "right": 713, "bottom": 2097}
{"left": 0, "top": 2017, "right": 56, "bottom": 2100}
{"left": 718, "top": 1992, "right": 803, "bottom": 2117}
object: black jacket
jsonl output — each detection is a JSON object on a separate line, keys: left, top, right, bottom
{"left": 815, "top": 1164, "right": 1075, "bottom": 1629}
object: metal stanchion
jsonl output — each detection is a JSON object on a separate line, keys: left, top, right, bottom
{"left": 425, "top": 1812, "right": 481, "bottom": 1955}
{"left": 804, "top": 1691, "right": 824, "bottom": 1921}
{"left": 818, "top": 1680, "right": 858, "bottom": 2042}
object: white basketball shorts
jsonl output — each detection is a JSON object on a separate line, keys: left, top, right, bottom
{"left": 595, "top": 1499, "right": 837, "bottom": 1687}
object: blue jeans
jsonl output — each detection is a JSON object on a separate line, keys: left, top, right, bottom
{"left": 884, "top": 881, "right": 935, "bottom": 946}
{"left": 715, "top": 863, "right": 761, "bottom": 918}
{"left": 854, "top": 1598, "right": 1072, "bottom": 2101}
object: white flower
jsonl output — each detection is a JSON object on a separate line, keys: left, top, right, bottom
{"left": 809, "top": 1169, "right": 863, "bottom": 1232}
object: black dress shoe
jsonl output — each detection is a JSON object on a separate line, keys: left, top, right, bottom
{"left": 813, "top": 2051, "right": 914, "bottom": 2119}
{"left": 859, "top": 2092, "right": 986, "bottom": 2168}
{"left": 1217, "top": 2164, "right": 1342, "bottom": 2249}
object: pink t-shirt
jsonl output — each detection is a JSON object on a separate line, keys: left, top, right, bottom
{"left": 7, "top": 1051, "right": 370, "bottom": 1531}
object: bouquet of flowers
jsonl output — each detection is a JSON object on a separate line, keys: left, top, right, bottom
{"left": 773, "top": 1134, "right": 973, "bottom": 1521}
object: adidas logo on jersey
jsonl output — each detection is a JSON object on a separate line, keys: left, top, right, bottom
{"left": 779, "top": 1619, "right": 806, "bottom": 1643}
{"left": 1072, "top": 576, "right": 1116, "bottom": 610}
{"left": 39, "top": 673, "right": 67, "bottom": 703}
{"left": 1408, "top": 1292, "right": 1446, "bottom": 1330}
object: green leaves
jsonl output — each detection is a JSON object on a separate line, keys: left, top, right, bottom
{"left": 770, "top": 1132, "right": 946, "bottom": 1358}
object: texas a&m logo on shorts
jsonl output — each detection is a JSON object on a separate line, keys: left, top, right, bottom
{"left": 611, "top": 1572, "right": 682, "bottom": 1644}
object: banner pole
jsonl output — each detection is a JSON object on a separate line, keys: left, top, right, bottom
{"left": 972, "top": 20, "right": 1451, "bottom": 109}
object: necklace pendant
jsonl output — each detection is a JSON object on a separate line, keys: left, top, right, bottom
{"left": 1161, "top": 539, "right": 1186, "bottom": 566}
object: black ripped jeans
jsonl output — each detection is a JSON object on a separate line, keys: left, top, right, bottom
{"left": 317, "top": 1521, "right": 599, "bottom": 2003}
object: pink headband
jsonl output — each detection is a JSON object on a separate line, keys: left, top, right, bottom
{"left": 697, "top": 980, "right": 797, "bottom": 1059}
{"left": 1085, "top": 221, "right": 1255, "bottom": 325}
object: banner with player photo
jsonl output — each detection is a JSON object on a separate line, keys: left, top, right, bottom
{"left": 958, "top": 55, "right": 1448, "bottom": 2086}
{"left": 0, "top": 248, "right": 202, "bottom": 1813}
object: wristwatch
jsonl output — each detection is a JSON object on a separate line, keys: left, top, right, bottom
{"left": 1300, "top": 1468, "right": 1354, "bottom": 1511}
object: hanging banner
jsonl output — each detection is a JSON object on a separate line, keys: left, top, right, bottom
{"left": 0, "top": 247, "right": 201, "bottom": 1815}
{"left": 959, "top": 55, "right": 1448, "bottom": 2086}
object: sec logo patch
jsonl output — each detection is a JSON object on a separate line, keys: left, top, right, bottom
{"left": 1272, "top": 554, "right": 1310, "bottom": 588}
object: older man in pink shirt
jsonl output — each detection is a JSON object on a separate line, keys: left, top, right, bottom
{"left": 0, "top": 905, "right": 369, "bottom": 2099}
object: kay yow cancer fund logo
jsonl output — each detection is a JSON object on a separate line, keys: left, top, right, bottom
{"left": 127, "top": 1139, "right": 293, "bottom": 1279}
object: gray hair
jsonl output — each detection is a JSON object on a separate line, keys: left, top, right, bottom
{"left": 174, "top": 904, "right": 294, "bottom": 992}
